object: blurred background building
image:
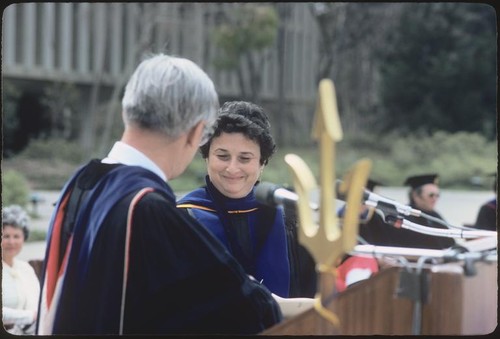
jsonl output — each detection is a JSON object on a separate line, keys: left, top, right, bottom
{"left": 2, "top": 3, "right": 319, "bottom": 154}
{"left": 2, "top": 3, "right": 496, "bottom": 160}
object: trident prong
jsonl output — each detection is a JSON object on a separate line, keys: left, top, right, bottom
{"left": 285, "top": 154, "right": 372, "bottom": 267}
{"left": 282, "top": 78, "right": 373, "bottom": 327}
{"left": 311, "top": 79, "right": 344, "bottom": 244}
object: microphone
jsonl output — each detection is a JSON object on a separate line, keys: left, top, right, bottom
{"left": 256, "top": 181, "right": 497, "bottom": 240}
{"left": 255, "top": 182, "right": 319, "bottom": 210}
{"left": 335, "top": 179, "right": 421, "bottom": 217}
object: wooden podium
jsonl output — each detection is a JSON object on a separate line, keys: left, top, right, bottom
{"left": 262, "top": 261, "right": 497, "bottom": 335}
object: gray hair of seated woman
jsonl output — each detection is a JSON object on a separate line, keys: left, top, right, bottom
{"left": 2, "top": 204, "right": 30, "bottom": 240}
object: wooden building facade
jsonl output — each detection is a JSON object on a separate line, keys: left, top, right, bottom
{"left": 3, "top": 3, "right": 321, "bottom": 147}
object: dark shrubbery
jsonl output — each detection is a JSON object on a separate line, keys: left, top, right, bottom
{"left": 258, "top": 131, "right": 497, "bottom": 191}
{"left": 2, "top": 139, "right": 85, "bottom": 190}
{"left": 2, "top": 132, "right": 496, "bottom": 192}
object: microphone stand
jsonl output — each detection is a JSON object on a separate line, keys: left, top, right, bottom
{"left": 349, "top": 243, "right": 497, "bottom": 335}
{"left": 389, "top": 216, "right": 497, "bottom": 239}
{"left": 348, "top": 200, "right": 497, "bottom": 334}
{"left": 420, "top": 211, "right": 478, "bottom": 231}
{"left": 362, "top": 192, "right": 493, "bottom": 233}
{"left": 352, "top": 201, "right": 497, "bottom": 270}
{"left": 366, "top": 199, "right": 497, "bottom": 239}
{"left": 350, "top": 244, "right": 497, "bottom": 266}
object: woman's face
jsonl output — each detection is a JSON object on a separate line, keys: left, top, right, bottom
{"left": 207, "top": 132, "right": 263, "bottom": 199}
{"left": 1, "top": 225, "right": 25, "bottom": 263}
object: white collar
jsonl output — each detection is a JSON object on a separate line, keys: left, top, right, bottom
{"left": 102, "top": 141, "right": 167, "bottom": 182}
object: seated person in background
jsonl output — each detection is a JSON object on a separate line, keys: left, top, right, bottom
{"left": 399, "top": 173, "right": 455, "bottom": 249}
{"left": 2, "top": 205, "right": 40, "bottom": 335}
{"left": 473, "top": 173, "right": 497, "bottom": 231}
{"left": 178, "top": 101, "right": 292, "bottom": 298}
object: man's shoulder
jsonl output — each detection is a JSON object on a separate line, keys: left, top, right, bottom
{"left": 70, "top": 162, "right": 176, "bottom": 227}
{"left": 81, "top": 161, "right": 174, "bottom": 201}
{"left": 133, "top": 190, "right": 173, "bottom": 206}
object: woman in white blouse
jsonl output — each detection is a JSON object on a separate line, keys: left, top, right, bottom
{"left": 2, "top": 205, "right": 40, "bottom": 335}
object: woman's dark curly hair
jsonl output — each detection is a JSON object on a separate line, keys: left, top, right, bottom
{"left": 200, "top": 101, "right": 276, "bottom": 165}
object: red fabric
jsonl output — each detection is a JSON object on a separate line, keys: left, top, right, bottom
{"left": 45, "top": 191, "right": 71, "bottom": 308}
{"left": 335, "top": 256, "right": 379, "bottom": 293}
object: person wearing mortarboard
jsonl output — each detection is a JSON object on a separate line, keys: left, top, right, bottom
{"left": 399, "top": 173, "right": 456, "bottom": 249}
{"left": 473, "top": 173, "right": 497, "bottom": 231}
{"left": 405, "top": 174, "right": 442, "bottom": 215}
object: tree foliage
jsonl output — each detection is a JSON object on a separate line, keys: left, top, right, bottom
{"left": 1, "top": 170, "right": 30, "bottom": 207}
{"left": 211, "top": 4, "right": 279, "bottom": 102}
{"left": 377, "top": 3, "right": 496, "bottom": 139}
{"left": 308, "top": 3, "right": 405, "bottom": 133}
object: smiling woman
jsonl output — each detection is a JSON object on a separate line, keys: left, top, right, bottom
{"left": 207, "top": 132, "right": 263, "bottom": 199}
{"left": 177, "top": 101, "right": 316, "bottom": 299}
{"left": 2, "top": 205, "right": 40, "bottom": 335}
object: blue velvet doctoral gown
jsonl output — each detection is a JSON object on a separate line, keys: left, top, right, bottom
{"left": 177, "top": 177, "right": 291, "bottom": 297}
{"left": 37, "top": 160, "right": 281, "bottom": 335}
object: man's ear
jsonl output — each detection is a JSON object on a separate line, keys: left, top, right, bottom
{"left": 186, "top": 120, "right": 205, "bottom": 147}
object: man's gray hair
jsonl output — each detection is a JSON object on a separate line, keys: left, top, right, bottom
{"left": 121, "top": 54, "right": 219, "bottom": 139}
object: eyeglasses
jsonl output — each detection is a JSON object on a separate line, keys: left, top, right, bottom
{"left": 427, "top": 192, "right": 440, "bottom": 199}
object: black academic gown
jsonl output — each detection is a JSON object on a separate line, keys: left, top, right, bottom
{"left": 37, "top": 160, "right": 281, "bottom": 335}
{"left": 474, "top": 199, "right": 497, "bottom": 231}
{"left": 403, "top": 207, "right": 456, "bottom": 249}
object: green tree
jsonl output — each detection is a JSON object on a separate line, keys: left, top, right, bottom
{"left": 308, "top": 3, "right": 405, "bottom": 133}
{"left": 377, "top": 3, "right": 496, "bottom": 139}
{"left": 2, "top": 170, "right": 30, "bottom": 207}
{"left": 211, "top": 4, "right": 279, "bottom": 103}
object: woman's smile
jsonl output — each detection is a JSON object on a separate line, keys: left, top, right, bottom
{"left": 207, "top": 132, "right": 263, "bottom": 199}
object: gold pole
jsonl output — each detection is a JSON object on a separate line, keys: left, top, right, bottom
{"left": 283, "top": 78, "right": 373, "bottom": 328}
{"left": 312, "top": 79, "right": 343, "bottom": 243}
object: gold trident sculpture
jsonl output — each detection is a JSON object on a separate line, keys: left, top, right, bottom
{"left": 284, "top": 79, "right": 372, "bottom": 327}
